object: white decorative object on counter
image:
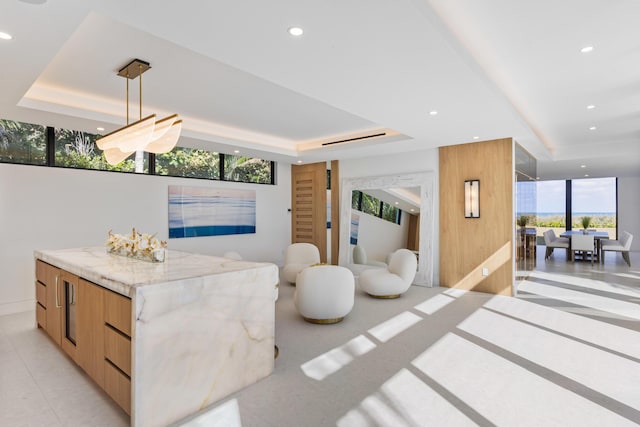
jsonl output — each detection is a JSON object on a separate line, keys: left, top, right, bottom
{"left": 106, "top": 228, "right": 167, "bottom": 262}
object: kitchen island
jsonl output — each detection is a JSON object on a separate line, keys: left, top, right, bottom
{"left": 34, "top": 247, "right": 278, "bottom": 427}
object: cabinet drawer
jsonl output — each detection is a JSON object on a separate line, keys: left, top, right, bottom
{"left": 104, "top": 325, "right": 131, "bottom": 377}
{"left": 104, "top": 361, "right": 131, "bottom": 415}
{"left": 104, "top": 291, "right": 131, "bottom": 337}
{"left": 36, "top": 281, "right": 46, "bottom": 306}
{"left": 36, "top": 303, "right": 46, "bottom": 328}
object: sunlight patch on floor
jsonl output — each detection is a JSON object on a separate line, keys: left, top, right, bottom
{"left": 528, "top": 271, "right": 640, "bottom": 298}
{"left": 518, "top": 281, "right": 640, "bottom": 321}
{"left": 367, "top": 311, "right": 423, "bottom": 343}
{"left": 179, "top": 399, "right": 242, "bottom": 427}
{"left": 412, "top": 333, "right": 637, "bottom": 427}
{"left": 485, "top": 295, "right": 640, "bottom": 359}
{"left": 414, "top": 293, "right": 456, "bottom": 315}
{"left": 458, "top": 308, "right": 640, "bottom": 410}
{"left": 337, "top": 369, "right": 475, "bottom": 427}
{"left": 300, "top": 335, "right": 376, "bottom": 381}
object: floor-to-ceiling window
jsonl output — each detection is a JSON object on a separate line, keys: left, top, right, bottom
{"left": 536, "top": 177, "right": 617, "bottom": 239}
{"left": 571, "top": 177, "right": 617, "bottom": 238}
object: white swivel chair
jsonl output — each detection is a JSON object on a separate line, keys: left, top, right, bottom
{"left": 601, "top": 231, "right": 634, "bottom": 266}
{"left": 543, "top": 230, "right": 569, "bottom": 260}
{"left": 353, "top": 245, "right": 387, "bottom": 267}
{"left": 283, "top": 243, "right": 321, "bottom": 284}
{"left": 570, "top": 234, "right": 595, "bottom": 264}
{"left": 359, "top": 249, "right": 417, "bottom": 298}
{"left": 294, "top": 265, "right": 355, "bottom": 324}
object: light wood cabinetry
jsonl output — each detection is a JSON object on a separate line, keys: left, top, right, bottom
{"left": 103, "top": 289, "right": 132, "bottom": 415}
{"left": 58, "top": 270, "right": 78, "bottom": 362}
{"left": 34, "top": 261, "right": 132, "bottom": 416}
{"left": 77, "top": 278, "right": 105, "bottom": 388}
{"left": 36, "top": 260, "right": 61, "bottom": 345}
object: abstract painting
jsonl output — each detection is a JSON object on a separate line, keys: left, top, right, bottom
{"left": 169, "top": 186, "right": 256, "bottom": 238}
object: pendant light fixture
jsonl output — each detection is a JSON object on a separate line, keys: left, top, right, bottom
{"left": 97, "top": 59, "right": 182, "bottom": 169}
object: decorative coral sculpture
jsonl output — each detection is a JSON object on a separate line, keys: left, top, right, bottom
{"left": 106, "top": 228, "right": 167, "bottom": 262}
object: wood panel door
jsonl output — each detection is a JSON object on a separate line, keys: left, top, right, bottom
{"left": 291, "top": 162, "right": 327, "bottom": 262}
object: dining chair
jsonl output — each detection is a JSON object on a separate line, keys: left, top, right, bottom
{"left": 571, "top": 234, "right": 595, "bottom": 264}
{"left": 543, "top": 230, "right": 569, "bottom": 260}
{"left": 601, "top": 231, "right": 634, "bottom": 266}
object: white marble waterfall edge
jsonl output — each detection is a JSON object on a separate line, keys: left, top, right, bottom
{"left": 133, "top": 267, "right": 277, "bottom": 427}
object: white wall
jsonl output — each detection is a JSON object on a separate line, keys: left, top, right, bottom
{"left": 351, "top": 210, "right": 409, "bottom": 263}
{"left": 0, "top": 162, "right": 291, "bottom": 315}
{"left": 340, "top": 147, "right": 440, "bottom": 283}
{"left": 618, "top": 176, "right": 640, "bottom": 251}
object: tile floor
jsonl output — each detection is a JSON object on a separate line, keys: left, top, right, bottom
{"left": 1, "top": 248, "right": 639, "bottom": 426}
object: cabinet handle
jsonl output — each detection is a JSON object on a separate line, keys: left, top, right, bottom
{"left": 55, "top": 274, "right": 62, "bottom": 308}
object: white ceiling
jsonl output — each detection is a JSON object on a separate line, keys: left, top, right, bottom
{"left": 1, "top": 0, "right": 639, "bottom": 180}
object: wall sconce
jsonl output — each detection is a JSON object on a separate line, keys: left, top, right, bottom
{"left": 464, "top": 179, "right": 480, "bottom": 218}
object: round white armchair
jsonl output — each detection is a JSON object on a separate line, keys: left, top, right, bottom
{"left": 294, "top": 265, "right": 355, "bottom": 324}
{"left": 283, "top": 243, "right": 321, "bottom": 284}
{"left": 359, "top": 249, "right": 417, "bottom": 298}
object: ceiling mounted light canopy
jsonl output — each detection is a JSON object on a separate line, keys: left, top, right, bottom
{"left": 97, "top": 59, "right": 182, "bottom": 168}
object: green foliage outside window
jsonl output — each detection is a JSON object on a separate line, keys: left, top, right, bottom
{"left": 54, "top": 128, "right": 138, "bottom": 172}
{"left": 352, "top": 190, "right": 401, "bottom": 225}
{"left": 0, "top": 119, "right": 46, "bottom": 165}
{"left": 156, "top": 147, "right": 220, "bottom": 179}
{"left": 1, "top": 118, "right": 274, "bottom": 185}
{"left": 224, "top": 155, "right": 271, "bottom": 184}
{"left": 382, "top": 203, "right": 400, "bottom": 223}
{"left": 360, "top": 193, "right": 381, "bottom": 217}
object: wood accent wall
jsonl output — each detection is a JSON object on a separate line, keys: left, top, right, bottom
{"left": 407, "top": 214, "right": 420, "bottom": 251}
{"left": 291, "top": 162, "right": 327, "bottom": 263}
{"left": 439, "top": 138, "right": 513, "bottom": 295}
{"left": 330, "top": 160, "right": 340, "bottom": 265}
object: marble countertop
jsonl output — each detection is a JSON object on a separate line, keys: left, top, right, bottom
{"left": 34, "top": 247, "right": 277, "bottom": 298}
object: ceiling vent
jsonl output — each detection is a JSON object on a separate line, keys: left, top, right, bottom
{"left": 321, "top": 132, "right": 387, "bottom": 146}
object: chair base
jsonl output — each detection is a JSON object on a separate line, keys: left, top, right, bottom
{"left": 303, "top": 316, "right": 344, "bottom": 324}
{"left": 367, "top": 293, "right": 401, "bottom": 299}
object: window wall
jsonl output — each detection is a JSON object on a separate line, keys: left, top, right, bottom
{"left": 536, "top": 177, "right": 617, "bottom": 238}
{"left": 351, "top": 190, "right": 401, "bottom": 225}
{"left": 0, "top": 118, "right": 275, "bottom": 185}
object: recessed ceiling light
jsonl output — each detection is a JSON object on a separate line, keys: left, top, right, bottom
{"left": 536, "top": 177, "right": 540, "bottom": 180}
{"left": 584, "top": 174, "right": 589, "bottom": 177}
{"left": 233, "top": 150, "right": 240, "bottom": 154}
{"left": 580, "top": 165, "right": 586, "bottom": 168}
{"left": 589, "top": 126, "right": 597, "bottom": 130}
{"left": 394, "top": 202, "right": 399, "bottom": 205}
{"left": 288, "top": 27, "right": 304, "bottom": 36}
{"left": 297, "top": 160, "right": 302, "bottom": 164}
{"left": 0, "top": 32, "right": 12, "bottom": 40}
{"left": 410, "top": 209, "right": 415, "bottom": 212}
{"left": 580, "top": 46, "right": 594, "bottom": 53}
{"left": 428, "top": 110, "right": 438, "bottom": 116}
{"left": 586, "top": 105, "right": 595, "bottom": 109}
{"left": 96, "top": 127, "right": 105, "bottom": 132}
{"left": 472, "top": 136, "right": 479, "bottom": 140}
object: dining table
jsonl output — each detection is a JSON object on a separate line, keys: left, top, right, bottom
{"left": 559, "top": 230, "right": 609, "bottom": 262}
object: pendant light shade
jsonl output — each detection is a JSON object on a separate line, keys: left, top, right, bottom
{"left": 97, "top": 59, "right": 181, "bottom": 165}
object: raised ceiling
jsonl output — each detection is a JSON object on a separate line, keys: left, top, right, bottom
{"left": 1, "top": 0, "right": 639, "bottom": 180}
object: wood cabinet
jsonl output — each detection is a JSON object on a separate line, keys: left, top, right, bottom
{"left": 58, "top": 270, "right": 78, "bottom": 362}
{"left": 34, "top": 261, "right": 131, "bottom": 415}
{"left": 36, "top": 260, "right": 61, "bottom": 345}
{"left": 103, "top": 289, "right": 132, "bottom": 415}
{"left": 77, "top": 278, "right": 105, "bottom": 388}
